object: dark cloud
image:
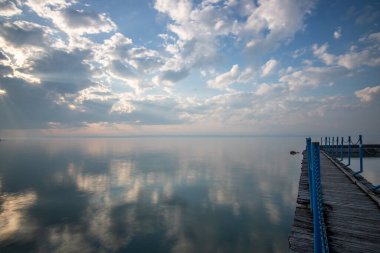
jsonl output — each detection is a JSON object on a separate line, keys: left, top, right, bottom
{"left": 0, "top": 75, "right": 188, "bottom": 129}
{"left": 31, "top": 49, "right": 92, "bottom": 93}
{"left": 59, "top": 8, "right": 115, "bottom": 34}
{"left": 0, "top": 0, "right": 22, "bottom": 17}
{"left": 0, "top": 50, "right": 9, "bottom": 60}
{"left": 0, "top": 64, "right": 13, "bottom": 76}
{"left": 128, "top": 47, "right": 163, "bottom": 72}
{"left": 161, "top": 68, "right": 189, "bottom": 82}
{"left": 0, "top": 77, "right": 68, "bottom": 128}
{"left": 63, "top": 8, "right": 106, "bottom": 28}
{"left": 109, "top": 60, "right": 136, "bottom": 78}
{"left": 347, "top": 4, "right": 380, "bottom": 25}
{"left": 0, "top": 20, "right": 49, "bottom": 47}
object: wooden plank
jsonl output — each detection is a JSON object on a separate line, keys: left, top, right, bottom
{"left": 289, "top": 149, "right": 380, "bottom": 253}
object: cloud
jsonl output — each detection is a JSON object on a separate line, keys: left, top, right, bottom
{"left": 207, "top": 64, "right": 239, "bottom": 89}
{"left": 59, "top": 8, "right": 116, "bottom": 35}
{"left": 128, "top": 47, "right": 163, "bottom": 73}
{"left": 207, "top": 64, "right": 253, "bottom": 90}
{"left": 367, "top": 32, "right": 380, "bottom": 42}
{"left": 0, "top": 88, "right": 6, "bottom": 96}
{"left": 108, "top": 60, "right": 137, "bottom": 79}
{"left": 261, "top": 59, "right": 278, "bottom": 77}
{"left": 279, "top": 66, "right": 342, "bottom": 91}
{"left": 312, "top": 43, "right": 335, "bottom": 65}
{"left": 336, "top": 50, "right": 373, "bottom": 69}
{"left": 0, "top": 50, "right": 8, "bottom": 60}
{"left": 243, "top": 0, "right": 315, "bottom": 50}
{"left": 0, "top": 20, "right": 57, "bottom": 83}
{"left": 26, "top": 0, "right": 116, "bottom": 36}
{"left": 110, "top": 95, "right": 135, "bottom": 114}
{"left": 160, "top": 68, "right": 189, "bottom": 83}
{"left": 254, "top": 83, "right": 282, "bottom": 96}
{"left": 155, "top": 0, "right": 192, "bottom": 23}
{"left": 74, "top": 85, "right": 116, "bottom": 105}
{"left": 31, "top": 49, "right": 92, "bottom": 93}
{"left": 153, "top": 0, "right": 315, "bottom": 85}
{"left": 313, "top": 42, "right": 380, "bottom": 70}
{"left": 0, "top": 77, "right": 71, "bottom": 128}
{"left": 333, "top": 27, "right": 342, "bottom": 39}
{"left": 91, "top": 33, "right": 164, "bottom": 92}
{"left": 347, "top": 4, "right": 380, "bottom": 25}
{"left": 292, "top": 48, "right": 306, "bottom": 58}
{"left": 0, "top": 20, "right": 52, "bottom": 47}
{"left": 355, "top": 85, "right": 380, "bottom": 103}
{"left": 0, "top": 0, "right": 22, "bottom": 17}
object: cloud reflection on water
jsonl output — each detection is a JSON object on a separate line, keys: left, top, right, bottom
{"left": 0, "top": 138, "right": 303, "bottom": 253}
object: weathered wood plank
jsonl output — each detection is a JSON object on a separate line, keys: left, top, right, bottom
{"left": 289, "top": 149, "right": 380, "bottom": 253}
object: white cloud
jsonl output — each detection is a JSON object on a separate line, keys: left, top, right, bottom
{"left": 292, "top": 47, "right": 306, "bottom": 58}
{"left": 155, "top": 0, "right": 235, "bottom": 78}
{"left": 207, "top": 64, "right": 239, "bottom": 90}
{"left": 359, "top": 32, "right": 380, "bottom": 43}
{"left": 367, "top": 32, "right": 380, "bottom": 42}
{"left": 154, "top": 0, "right": 314, "bottom": 84}
{"left": 74, "top": 85, "right": 115, "bottom": 105}
{"left": 261, "top": 59, "right": 278, "bottom": 77}
{"left": 312, "top": 43, "right": 336, "bottom": 65}
{"left": 243, "top": 0, "right": 314, "bottom": 50}
{"left": 0, "top": 20, "right": 58, "bottom": 83}
{"left": 0, "top": 0, "right": 22, "bottom": 17}
{"left": 355, "top": 85, "right": 380, "bottom": 103}
{"left": 337, "top": 49, "right": 380, "bottom": 69}
{"left": 110, "top": 94, "right": 136, "bottom": 114}
{"left": 254, "top": 83, "right": 273, "bottom": 96}
{"left": 313, "top": 42, "right": 380, "bottom": 70}
{"left": 279, "top": 66, "right": 341, "bottom": 91}
{"left": 26, "top": 0, "right": 116, "bottom": 36}
{"left": 90, "top": 33, "right": 164, "bottom": 93}
{"left": 0, "top": 88, "right": 7, "bottom": 96}
{"left": 155, "top": 0, "right": 192, "bottom": 23}
{"left": 207, "top": 64, "right": 254, "bottom": 90}
{"left": 333, "top": 27, "right": 342, "bottom": 39}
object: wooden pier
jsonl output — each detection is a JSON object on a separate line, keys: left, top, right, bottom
{"left": 289, "top": 150, "right": 380, "bottom": 252}
{"left": 324, "top": 144, "right": 380, "bottom": 157}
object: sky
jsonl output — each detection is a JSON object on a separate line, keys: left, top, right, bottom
{"left": 0, "top": 0, "right": 379, "bottom": 138}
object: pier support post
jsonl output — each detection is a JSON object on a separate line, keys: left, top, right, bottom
{"left": 346, "top": 136, "right": 351, "bottom": 167}
{"left": 353, "top": 135, "right": 364, "bottom": 176}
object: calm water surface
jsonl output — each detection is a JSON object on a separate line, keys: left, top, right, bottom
{"left": 0, "top": 137, "right": 304, "bottom": 253}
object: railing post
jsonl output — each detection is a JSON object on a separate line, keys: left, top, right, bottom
{"left": 311, "top": 142, "right": 320, "bottom": 252}
{"left": 328, "top": 137, "right": 331, "bottom": 154}
{"left": 346, "top": 136, "right": 351, "bottom": 167}
{"left": 311, "top": 142, "right": 329, "bottom": 253}
{"left": 335, "top": 136, "right": 338, "bottom": 158}
{"left": 353, "top": 135, "right": 363, "bottom": 176}
{"left": 306, "top": 138, "right": 313, "bottom": 207}
{"left": 340, "top": 137, "right": 343, "bottom": 161}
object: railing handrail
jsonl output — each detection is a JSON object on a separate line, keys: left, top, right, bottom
{"left": 320, "top": 135, "right": 380, "bottom": 191}
{"left": 306, "top": 138, "right": 329, "bottom": 253}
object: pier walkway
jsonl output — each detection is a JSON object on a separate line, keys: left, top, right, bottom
{"left": 289, "top": 148, "right": 380, "bottom": 253}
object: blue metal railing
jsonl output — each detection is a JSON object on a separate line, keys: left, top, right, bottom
{"left": 321, "top": 135, "right": 380, "bottom": 191}
{"left": 306, "top": 138, "right": 329, "bottom": 253}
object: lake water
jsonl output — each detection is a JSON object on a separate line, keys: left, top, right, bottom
{"left": 0, "top": 137, "right": 305, "bottom": 253}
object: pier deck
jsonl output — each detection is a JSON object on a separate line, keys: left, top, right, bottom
{"left": 289, "top": 150, "right": 380, "bottom": 252}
